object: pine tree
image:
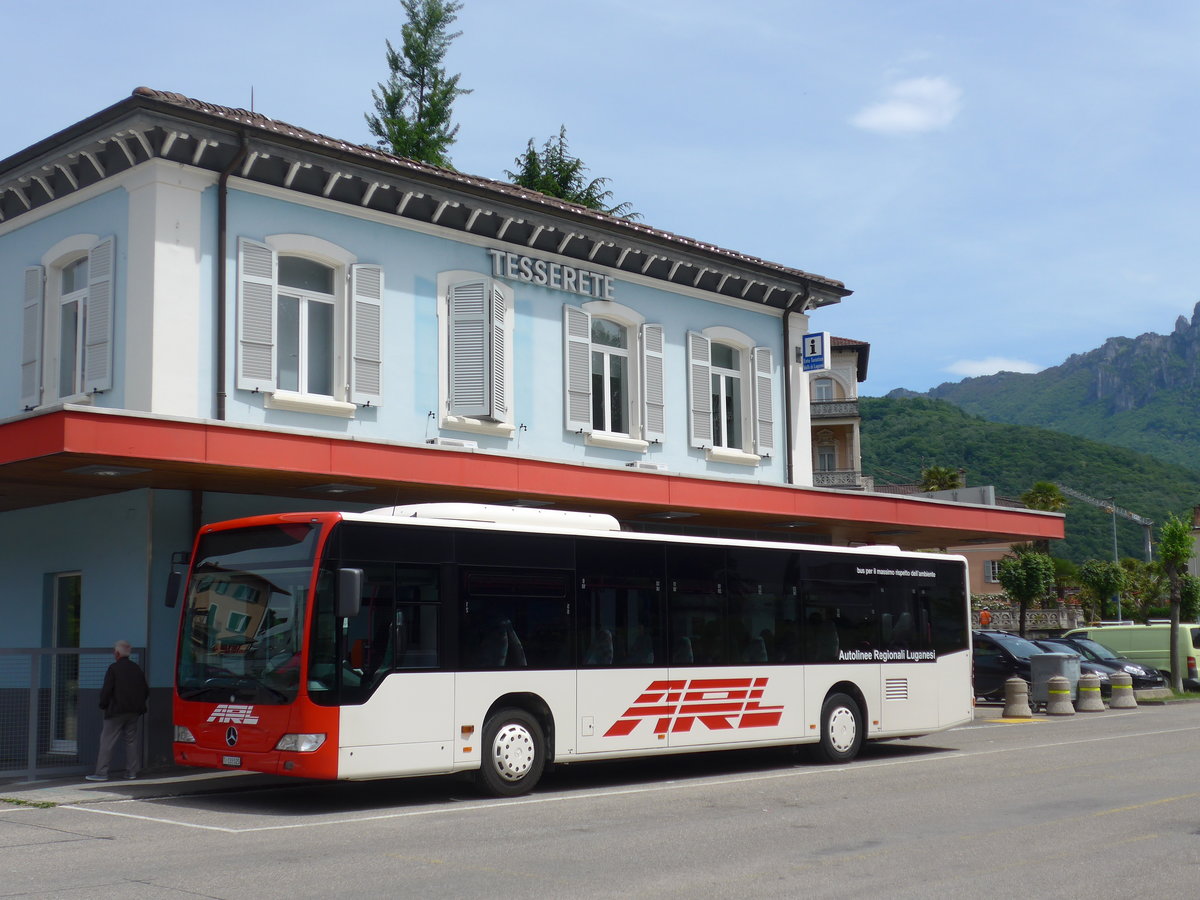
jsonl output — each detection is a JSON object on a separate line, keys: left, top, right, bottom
{"left": 367, "top": 0, "right": 470, "bottom": 167}
{"left": 506, "top": 126, "right": 638, "bottom": 219}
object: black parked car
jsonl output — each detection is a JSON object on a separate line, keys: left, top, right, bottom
{"left": 1036, "top": 636, "right": 1166, "bottom": 690}
{"left": 972, "top": 630, "right": 1044, "bottom": 700}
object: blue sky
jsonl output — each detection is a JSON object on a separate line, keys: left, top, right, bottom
{"left": 5, "top": 0, "right": 1198, "bottom": 395}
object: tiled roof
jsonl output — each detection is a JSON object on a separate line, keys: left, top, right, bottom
{"left": 131, "top": 88, "right": 847, "bottom": 293}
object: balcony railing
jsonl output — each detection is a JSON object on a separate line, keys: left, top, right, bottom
{"left": 810, "top": 399, "right": 859, "bottom": 419}
{"left": 813, "top": 469, "right": 864, "bottom": 488}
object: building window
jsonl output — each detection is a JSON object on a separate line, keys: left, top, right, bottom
{"left": 58, "top": 258, "right": 88, "bottom": 398}
{"left": 563, "top": 302, "right": 664, "bottom": 449}
{"left": 21, "top": 235, "right": 115, "bottom": 410}
{"left": 437, "top": 270, "right": 514, "bottom": 435}
{"left": 687, "top": 327, "right": 774, "bottom": 462}
{"left": 591, "top": 318, "right": 629, "bottom": 434}
{"left": 813, "top": 377, "right": 834, "bottom": 401}
{"left": 984, "top": 560, "right": 1001, "bottom": 583}
{"left": 237, "top": 236, "right": 383, "bottom": 414}
{"left": 815, "top": 428, "right": 837, "bottom": 471}
{"left": 277, "top": 256, "right": 335, "bottom": 396}
{"left": 710, "top": 342, "right": 743, "bottom": 449}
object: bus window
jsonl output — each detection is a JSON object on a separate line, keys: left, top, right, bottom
{"left": 804, "top": 559, "right": 880, "bottom": 661}
{"left": 310, "top": 564, "right": 440, "bottom": 705}
{"left": 727, "top": 546, "right": 802, "bottom": 664}
{"left": 395, "top": 569, "right": 440, "bottom": 668}
{"left": 667, "top": 545, "right": 727, "bottom": 666}
{"left": 577, "top": 538, "right": 664, "bottom": 668}
{"left": 459, "top": 569, "right": 572, "bottom": 669}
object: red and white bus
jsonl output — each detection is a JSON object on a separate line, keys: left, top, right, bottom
{"left": 173, "top": 503, "right": 972, "bottom": 796}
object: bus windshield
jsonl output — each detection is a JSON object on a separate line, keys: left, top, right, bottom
{"left": 176, "top": 522, "right": 322, "bottom": 704}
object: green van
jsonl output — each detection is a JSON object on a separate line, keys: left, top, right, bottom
{"left": 1063, "top": 623, "right": 1200, "bottom": 690}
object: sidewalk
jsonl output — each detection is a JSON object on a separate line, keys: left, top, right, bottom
{"left": 0, "top": 767, "right": 293, "bottom": 806}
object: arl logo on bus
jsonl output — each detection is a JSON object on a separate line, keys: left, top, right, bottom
{"left": 206, "top": 704, "right": 260, "bottom": 725}
{"left": 605, "top": 677, "right": 783, "bottom": 737}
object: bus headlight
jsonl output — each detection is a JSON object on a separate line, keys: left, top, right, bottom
{"left": 174, "top": 726, "right": 196, "bottom": 743}
{"left": 275, "top": 733, "right": 326, "bottom": 752}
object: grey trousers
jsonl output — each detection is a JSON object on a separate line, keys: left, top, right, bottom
{"left": 94, "top": 712, "right": 142, "bottom": 778}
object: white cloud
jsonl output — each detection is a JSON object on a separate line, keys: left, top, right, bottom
{"left": 852, "top": 76, "right": 963, "bottom": 135}
{"left": 946, "top": 357, "right": 1044, "bottom": 378}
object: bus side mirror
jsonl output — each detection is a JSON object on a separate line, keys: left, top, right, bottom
{"left": 165, "top": 551, "right": 191, "bottom": 608}
{"left": 337, "top": 568, "right": 364, "bottom": 618}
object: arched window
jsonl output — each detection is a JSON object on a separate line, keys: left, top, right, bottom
{"left": 813, "top": 377, "right": 834, "bottom": 401}
{"left": 710, "top": 342, "right": 743, "bottom": 449}
{"left": 277, "top": 256, "right": 336, "bottom": 396}
{"left": 237, "top": 235, "right": 383, "bottom": 416}
{"left": 21, "top": 233, "right": 115, "bottom": 410}
{"left": 687, "top": 326, "right": 774, "bottom": 463}
{"left": 563, "top": 301, "right": 664, "bottom": 449}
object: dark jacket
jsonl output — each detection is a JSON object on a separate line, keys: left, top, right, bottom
{"left": 99, "top": 655, "right": 149, "bottom": 719}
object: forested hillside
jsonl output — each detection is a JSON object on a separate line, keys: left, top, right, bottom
{"left": 890, "top": 302, "right": 1200, "bottom": 472}
{"left": 860, "top": 397, "right": 1200, "bottom": 563}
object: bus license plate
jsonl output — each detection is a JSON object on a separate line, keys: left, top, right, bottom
{"left": 222, "top": 755, "right": 242, "bottom": 768}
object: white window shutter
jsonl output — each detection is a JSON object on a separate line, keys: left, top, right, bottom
{"left": 83, "top": 236, "right": 115, "bottom": 393}
{"left": 21, "top": 266, "right": 44, "bottom": 409}
{"left": 237, "top": 238, "right": 277, "bottom": 392}
{"left": 641, "top": 323, "right": 666, "bottom": 443}
{"left": 350, "top": 264, "right": 384, "bottom": 407}
{"left": 687, "top": 331, "right": 712, "bottom": 448}
{"left": 490, "top": 283, "right": 508, "bottom": 420}
{"left": 448, "top": 279, "right": 490, "bottom": 417}
{"left": 563, "top": 305, "right": 592, "bottom": 433}
{"left": 753, "top": 346, "right": 775, "bottom": 456}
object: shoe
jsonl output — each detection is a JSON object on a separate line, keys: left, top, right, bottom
{"left": 124, "top": 773, "right": 137, "bottom": 780}
{"left": 84, "top": 775, "right": 108, "bottom": 782}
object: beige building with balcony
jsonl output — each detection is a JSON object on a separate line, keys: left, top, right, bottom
{"left": 809, "top": 337, "right": 870, "bottom": 490}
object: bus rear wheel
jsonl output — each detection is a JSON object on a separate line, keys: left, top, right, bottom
{"left": 812, "top": 692, "right": 863, "bottom": 764}
{"left": 475, "top": 708, "right": 545, "bottom": 797}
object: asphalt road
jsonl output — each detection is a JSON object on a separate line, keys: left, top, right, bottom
{"left": 3, "top": 703, "right": 1200, "bottom": 899}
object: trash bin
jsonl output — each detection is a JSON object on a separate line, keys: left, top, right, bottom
{"left": 1031, "top": 652, "right": 1080, "bottom": 703}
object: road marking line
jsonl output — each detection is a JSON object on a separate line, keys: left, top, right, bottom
{"left": 60, "top": 720, "right": 1200, "bottom": 834}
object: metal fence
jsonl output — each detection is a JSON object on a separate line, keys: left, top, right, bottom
{"left": 0, "top": 647, "right": 145, "bottom": 782}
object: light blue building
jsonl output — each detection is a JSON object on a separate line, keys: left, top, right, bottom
{"left": 0, "top": 89, "right": 1057, "bottom": 776}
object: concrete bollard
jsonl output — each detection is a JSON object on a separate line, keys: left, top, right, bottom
{"left": 1109, "top": 672, "right": 1137, "bottom": 709}
{"left": 1002, "top": 676, "right": 1032, "bottom": 718}
{"left": 1045, "top": 675, "right": 1075, "bottom": 715}
{"left": 1075, "top": 672, "right": 1106, "bottom": 711}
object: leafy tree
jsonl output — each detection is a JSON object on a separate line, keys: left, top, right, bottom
{"left": 997, "top": 547, "right": 1055, "bottom": 636}
{"left": 919, "top": 465, "right": 962, "bottom": 492}
{"left": 505, "top": 126, "right": 638, "bottom": 219}
{"left": 1050, "top": 557, "right": 1078, "bottom": 603}
{"left": 1119, "top": 557, "right": 1166, "bottom": 620}
{"left": 1181, "top": 573, "right": 1200, "bottom": 621}
{"left": 367, "top": 0, "right": 470, "bottom": 166}
{"left": 1076, "top": 559, "right": 1127, "bottom": 621}
{"left": 1158, "top": 513, "right": 1195, "bottom": 692}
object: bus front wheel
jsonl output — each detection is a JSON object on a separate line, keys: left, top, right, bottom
{"left": 813, "top": 692, "right": 863, "bottom": 764}
{"left": 476, "top": 708, "right": 545, "bottom": 797}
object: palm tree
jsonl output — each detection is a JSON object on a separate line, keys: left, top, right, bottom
{"left": 1021, "top": 481, "right": 1067, "bottom": 553}
{"left": 1021, "top": 481, "right": 1066, "bottom": 513}
{"left": 919, "top": 465, "right": 962, "bottom": 492}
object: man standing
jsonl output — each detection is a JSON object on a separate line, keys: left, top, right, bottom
{"left": 85, "top": 640, "right": 149, "bottom": 782}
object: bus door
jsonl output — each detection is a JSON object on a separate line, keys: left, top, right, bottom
{"left": 575, "top": 539, "right": 669, "bottom": 755}
{"left": 331, "top": 563, "right": 453, "bottom": 777}
{"left": 667, "top": 545, "right": 795, "bottom": 750}
{"left": 456, "top": 566, "right": 576, "bottom": 744}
